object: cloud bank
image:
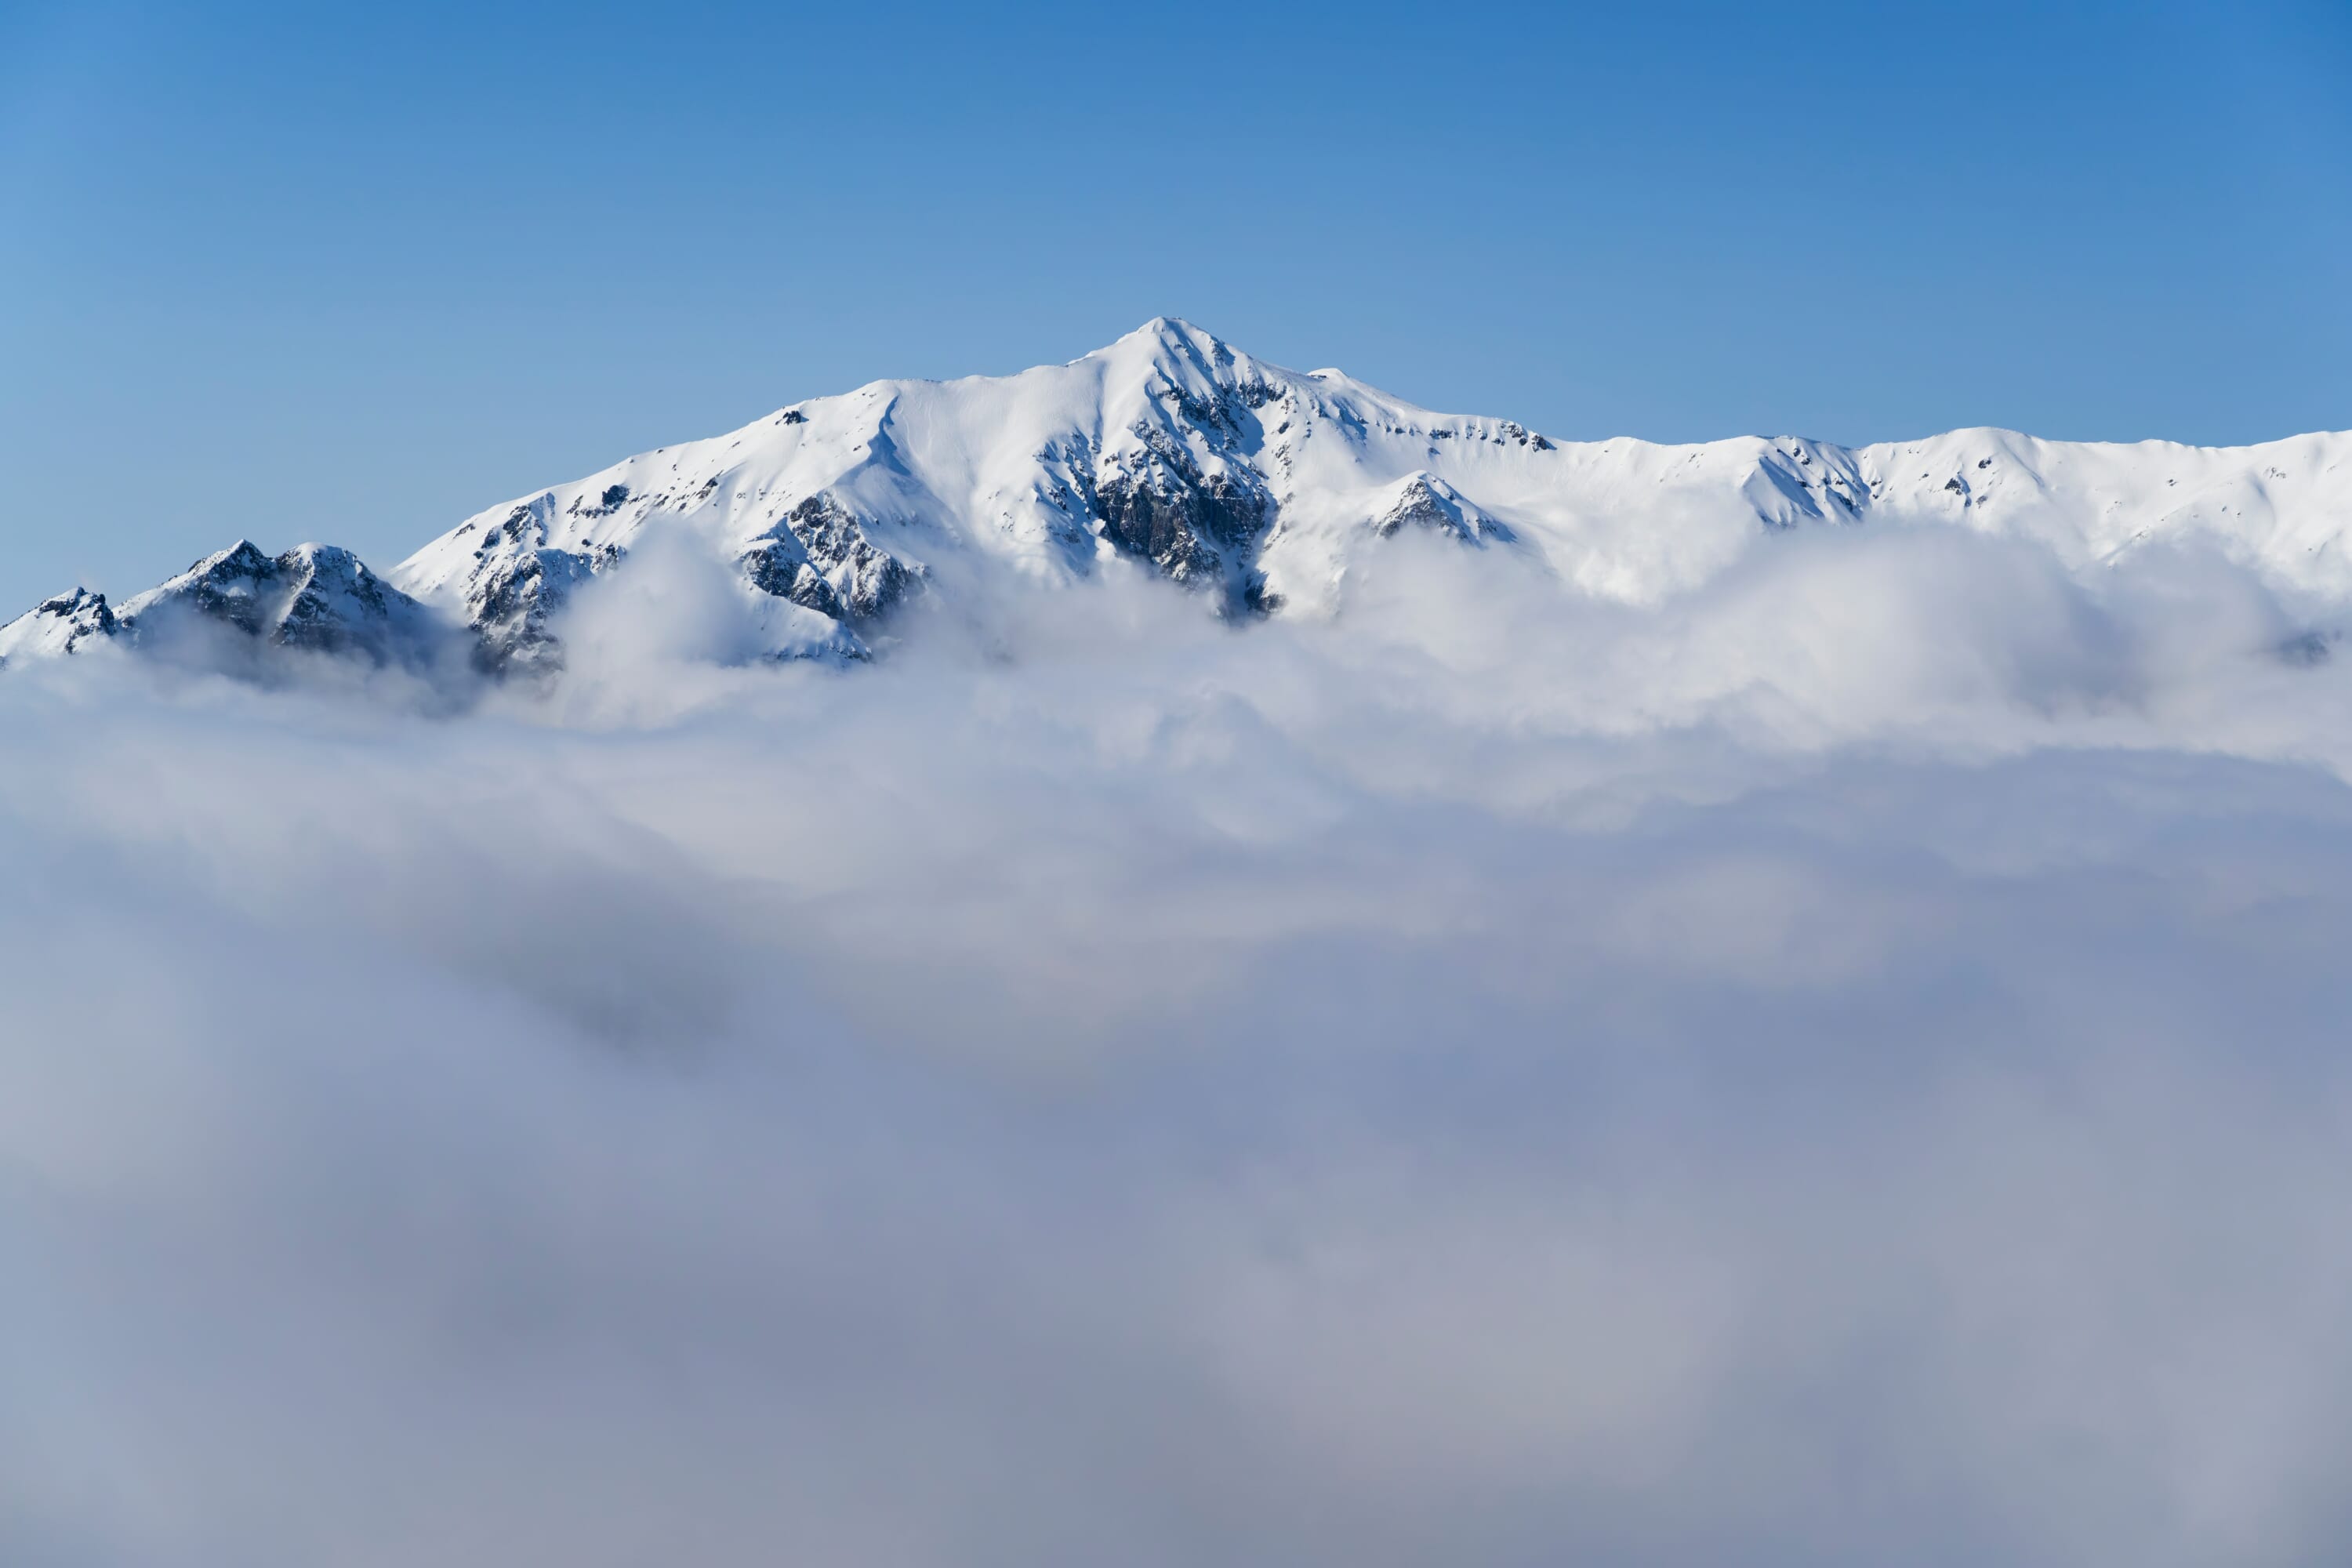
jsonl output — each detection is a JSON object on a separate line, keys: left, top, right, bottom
{"left": 5, "top": 522, "right": 2352, "bottom": 1566}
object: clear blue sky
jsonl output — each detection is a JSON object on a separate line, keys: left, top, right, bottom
{"left": 2, "top": 0, "right": 2347, "bottom": 609}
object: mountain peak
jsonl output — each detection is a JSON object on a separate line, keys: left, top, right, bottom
{"left": 1123, "top": 314, "right": 1221, "bottom": 348}
{"left": 183, "top": 539, "right": 270, "bottom": 576}
{"left": 1092, "top": 317, "right": 1248, "bottom": 382}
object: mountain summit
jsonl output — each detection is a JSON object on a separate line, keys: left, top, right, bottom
{"left": 10, "top": 319, "right": 2352, "bottom": 678}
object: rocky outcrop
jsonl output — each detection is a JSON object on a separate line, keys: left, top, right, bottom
{"left": 739, "top": 535, "right": 851, "bottom": 620}
{"left": 1086, "top": 357, "right": 1283, "bottom": 614}
{"left": 447, "top": 498, "right": 626, "bottom": 673}
{"left": 1371, "top": 474, "right": 1515, "bottom": 544}
{"left": 779, "top": 494, "right": 916, "bottom": 622}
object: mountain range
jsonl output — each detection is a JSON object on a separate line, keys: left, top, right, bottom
{"left": 8, "top": 318, "right": 2348, "bottom": 677}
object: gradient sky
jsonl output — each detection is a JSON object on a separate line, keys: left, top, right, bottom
{"left": 2, "top": 0, "right": 2347, "bottom": 610}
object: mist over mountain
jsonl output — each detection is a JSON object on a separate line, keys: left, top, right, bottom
{"left": 9, "top": 323, "right": 2352, "bottom": 1568}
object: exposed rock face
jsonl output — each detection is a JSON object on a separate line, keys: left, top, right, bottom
{"left": 1077, "top": 340, "right": 1288, "bottom": 614}
{"left": 1094, "top": 438, "right": 1272, "bottom": 604}
{"left": 739, "top": 536, "right": 850, "bottom": 620}
{"left": 780, "top": 494, "right": 916, "bottom": 622}
{"left": 278, "top": 555, "right": 397, "bottom": 652}
{"left": 448, "top": 496, "right": 626, "bottom": 674}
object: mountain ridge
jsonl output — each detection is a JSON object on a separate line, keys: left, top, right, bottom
{"left": 9, "top": 318, "right": 2350, "bottom": 678}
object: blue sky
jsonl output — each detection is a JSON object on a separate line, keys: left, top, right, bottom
{"left": 2, "top": 0, "right": 2347, "bottom": 608}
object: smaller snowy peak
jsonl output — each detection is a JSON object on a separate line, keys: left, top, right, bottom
{"left": 1840, "top": 427, "right": 2352, "bottom": 587}
{"left": 118, "top": 540, "right": 451, "bottom": 670}
{"left": 0, "top": 586, "right": 122, "bottom": 665}
{"left": 1370, "top": 473, "right": 1516, "bottom": 545}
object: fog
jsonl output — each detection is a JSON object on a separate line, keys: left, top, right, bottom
{"left": 5, "top": 524, "right": 2352, "bottom": 1566}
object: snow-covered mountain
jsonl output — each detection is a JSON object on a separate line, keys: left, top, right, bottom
{"left": 9, "top": 318, "right": 2352, "bottom": 677}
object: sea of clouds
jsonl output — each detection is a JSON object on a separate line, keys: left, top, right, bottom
{"left": 6, "top": 524, "right": 2352, "bottom": 1566}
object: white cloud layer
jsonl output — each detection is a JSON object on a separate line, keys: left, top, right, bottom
{"left": 6, "top": 523, "right": 2352, "bottom": 1566}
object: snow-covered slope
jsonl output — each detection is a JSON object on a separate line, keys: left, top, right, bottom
{"left": 9, "top": 318, "right": 2352, "bottom": 679}
{"left": 0, "top": 586, "right": 122, "bottom": 665}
